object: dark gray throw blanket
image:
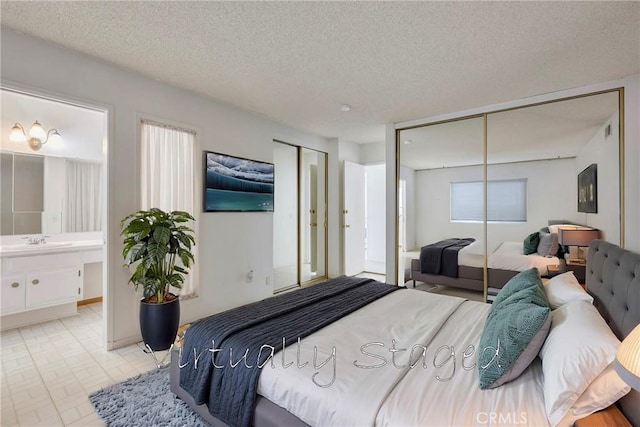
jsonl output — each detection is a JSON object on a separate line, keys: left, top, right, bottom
{"left": 420, "top": 238, "right": 475, "bottom": 277}
{"left": 179, "top": 276, "right": 401, "bottom": 427}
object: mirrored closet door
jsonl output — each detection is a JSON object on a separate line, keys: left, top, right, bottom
{"left": 486, "top": 91, "right": 621, "bottom": 290}
{"left": 300, "top": 148, "right": 327, "bottom": 283}
{"left": 273, "top": 141, "right": 299, "bottom": 291}
{"left": 395, "top": 88, "right": 623, "bottom": 302}
{"left": 398, "top": 116, "right": 486, "bottom": 293}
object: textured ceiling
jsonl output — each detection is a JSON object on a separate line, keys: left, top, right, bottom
{"left": 1, "top": 2, "right": 638, "bottom": 144}
{"left": 399, "top": 91, "right": 619, "bottom": 169}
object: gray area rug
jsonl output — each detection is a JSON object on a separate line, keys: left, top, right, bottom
{"left": 89, "top": 366, "right": 210, "bottom": 426}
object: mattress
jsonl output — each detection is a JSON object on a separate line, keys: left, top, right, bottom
{"left": 257, "top": 289, "right": 549, "bottom": 426}
{"left": 488, "top": 241, "right": 559, "bottom": 274}
{"left": 457, "top": 240, "right": 485, "bottom": 268}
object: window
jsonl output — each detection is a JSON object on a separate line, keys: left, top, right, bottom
{"left": 140, "top": 120, "right": 197, "bottom": 296}
{"left": 451, "top": 179, "right": 527, "bottom": 222}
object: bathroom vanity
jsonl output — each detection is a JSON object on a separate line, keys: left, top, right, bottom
{"left": 0, "top": 238, "right": 104, "bottom": 330}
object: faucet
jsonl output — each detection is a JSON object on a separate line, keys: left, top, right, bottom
{"left": 22, "top": 235, "right": 50, "bottom": 245}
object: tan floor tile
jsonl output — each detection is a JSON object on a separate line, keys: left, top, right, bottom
{"left": 1, "top": 406, "right": 18, "bottom": 427}
{"left": 0, "top": 302, "right": 167, "bottom": 426}
{"left": 67, "top": 411, "right": 105, "bottom": 427}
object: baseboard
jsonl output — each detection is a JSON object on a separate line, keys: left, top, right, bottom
{"left": 77, "top": 296, "right": 103, "bottom": 306}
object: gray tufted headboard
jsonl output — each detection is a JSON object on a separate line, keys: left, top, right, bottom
{"left": 586, "top": 239, "right": 640, "bottom": 425}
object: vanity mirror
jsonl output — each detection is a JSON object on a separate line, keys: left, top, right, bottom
{"left": 1, "top": 88, "right": 106, "bottom": 237}
{"left": 0, "top": 151, "right": 103, "bottom": 235}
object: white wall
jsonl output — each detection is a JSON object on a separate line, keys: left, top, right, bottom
{"left": 0, "top": 29, "right": 333, "bottom": 349}
{"left": 574, "top": 111, "right": 620, "bottom": 244}
{"left": 360, "top": 142, "right": 385, "bottom": 164}
{"left": 365, "top": 164, "right": 385, "bottom": 273}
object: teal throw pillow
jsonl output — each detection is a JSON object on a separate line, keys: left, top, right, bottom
{"left": 478, "top": 269, "right": 551, "bottom": 389}
{"left": 492, "top": 268, "right": 541, "bottom": 307}
{"left": 523, "top": 232, "right": 540, "bottom": 255}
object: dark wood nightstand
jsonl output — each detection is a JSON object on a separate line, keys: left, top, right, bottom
{"left": 565, "top": 259, "right": 586, "bottom": 284}
{"left": 574, "top": 405, "right": 631, "bottom": 427}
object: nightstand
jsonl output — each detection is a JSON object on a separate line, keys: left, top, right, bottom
{"left": 547, "top": 264, "right": 561, "bottom": 278}
{"left": 565, "top": 259, "right": 586, "bottom": 284}
{"left": 574, "top": 405, "right": 631, "bottom": 427}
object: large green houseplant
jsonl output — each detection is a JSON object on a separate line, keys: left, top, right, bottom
{"left": 120, "top": 208, "right": 195, "bottom": 350}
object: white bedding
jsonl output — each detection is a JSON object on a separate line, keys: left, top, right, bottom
{"left": 488, "top": 241, "right": 559, "bottom": 274}
{"left": 257, "top": 289, "right": 550, "bottom": 426}
{"left": 457, "top": 240, "right": 485, "bottom": 268}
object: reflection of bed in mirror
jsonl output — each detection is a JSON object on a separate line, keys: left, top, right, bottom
{"left": 410, "top": 240, "right": 560, "bottom": 291}
{"left": 410, "top": 221, "right": 598, "bottom": 291}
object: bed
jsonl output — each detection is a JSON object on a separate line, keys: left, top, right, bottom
{"left": 170, "top": 239, "right": 639, "bottom": 426}
{"left": 410, "top": 240, "right": 562, "bottom": 291}
{"left": 410, "top": 221, "right": 597, "bottom": 291}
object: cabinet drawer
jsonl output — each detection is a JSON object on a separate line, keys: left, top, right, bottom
{"left": 3, "top": 252, "right": 81, "bottom": 273}
{"left": 1, "top": 274, "right": 26, "bottom": 314}
{"left": 26, "top": 268, "right": 80, "bottom": 309}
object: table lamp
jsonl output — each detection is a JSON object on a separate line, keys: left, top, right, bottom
{"left": 615, "top": 324, "right": 640, "bottom": 391}
{"left": 557, "top": 228, "right": 600, "bottom": 264}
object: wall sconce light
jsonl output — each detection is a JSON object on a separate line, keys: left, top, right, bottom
{"left": 9, "top": 121, "right": 63, "bottom": 151}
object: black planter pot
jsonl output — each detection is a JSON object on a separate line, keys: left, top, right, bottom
{"left": 139, "top": 296, "right": 180, "bottom": 351}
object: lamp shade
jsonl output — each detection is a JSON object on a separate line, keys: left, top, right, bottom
{"left": 48, "top": 130, "right": 63, "bottom": 145}
{"left": 557, "top": 228, "right": 600, "bottom": 247}
{"left": 615, "top": 324, "right": 640, "bottom": 391}
{"left": 29, "top": 121, "right": 47, "bottom": 140}
{"left": 9, "top": 124, "right": 26, "bottom": 142}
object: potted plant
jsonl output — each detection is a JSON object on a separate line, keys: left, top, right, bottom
{"left": 120, "top": 208, "right": 195, "bottom": 351}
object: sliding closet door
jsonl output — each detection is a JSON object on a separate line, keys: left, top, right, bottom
{"left": 300, "top": 148, "right": 327, "bottom": 284}
{"left": 398, "top": 117, "right": 485, "bottom": 290}
{"left": 486, "top": 91, "right": 621, "bottom": 289}
{"left": 273, "top": 141, "right": 299, "bottom": 292}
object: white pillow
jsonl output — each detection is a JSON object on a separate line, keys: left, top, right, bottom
{"left": 539, "top": 301, "right": 622, "bottom": 426}
{"left": 543, "top": 271, "right": 594, "bottom": 309}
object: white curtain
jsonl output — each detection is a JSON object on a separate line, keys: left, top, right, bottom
{"left": 140, "top": 121, "right": 197, "bottom": 297}
{"left": 65, "top": 160, "right": 103, "bottom": 232}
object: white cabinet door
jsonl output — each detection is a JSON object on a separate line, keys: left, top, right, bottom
{"left": 26, "top": 267, "right": 80, "bottom": 309}
{"left": 1, "top": 274, "right": 26, "bottom": 314}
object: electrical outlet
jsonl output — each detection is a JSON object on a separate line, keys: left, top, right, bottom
{"left": 265, "top": 276, "right": 270, "bottom": 286}
{"left": 246, "top": 270, "right": 254, "bottom": 283}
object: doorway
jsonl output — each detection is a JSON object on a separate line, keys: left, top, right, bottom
{"left": 0, "top": 87, "right": 109, "bottom": 342}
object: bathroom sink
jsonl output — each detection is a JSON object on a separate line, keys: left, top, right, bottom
{"left": 0, "top": 242, "right": 74, "bottom": 252}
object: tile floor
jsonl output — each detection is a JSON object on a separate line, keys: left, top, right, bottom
{"left": 1, "top": 303, "right": 158, "bottom": 426}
